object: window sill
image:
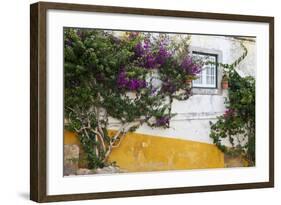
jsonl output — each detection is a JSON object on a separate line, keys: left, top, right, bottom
{"left": 191, "top": 87, "right": 221, "bottom": 95}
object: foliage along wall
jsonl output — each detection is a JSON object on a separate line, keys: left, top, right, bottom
{"left": 63, "top": 28, "right": 255, "bottom": 172}
{"left": 64, "top": 28, "right": 204, "bottom": 170}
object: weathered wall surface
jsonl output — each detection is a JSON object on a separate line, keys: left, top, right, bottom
{"left": 107, "top": 131, "right": 224, "bottom": 172}
{"left": 64, "top": 130, "right": 225, "bottom": 172}
{"left": 134, "top": 93, "right": 227, "bottom": 144}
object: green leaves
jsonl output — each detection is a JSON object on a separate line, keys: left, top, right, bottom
{"left": 210, "top": 69, "right": 255, "bottom": 166}
{"left": 64, "top": 46, "right": 76, "bottom": 63}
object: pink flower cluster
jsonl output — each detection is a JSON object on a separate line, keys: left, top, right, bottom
{"left": 180, "top": 56, "right": 202, "bottom": 76}
{"left": 155, "top": 116, "right": 170, "bottom": 127}
{"left": 134, "top": 39, "right": 171, "bottom": 69}
{"left": 224, "top": 109, "right": 235, "bottom": 118}
{"left": 117, "top": 67, "right": 146, "bottom": 91}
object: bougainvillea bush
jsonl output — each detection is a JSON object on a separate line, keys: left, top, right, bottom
{"left": 64, "top": 28, "right": 202, "bottom": 169}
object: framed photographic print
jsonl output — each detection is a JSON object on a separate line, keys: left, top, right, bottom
{"left": 30, "top": 1, "right": 274, "bottom": 202}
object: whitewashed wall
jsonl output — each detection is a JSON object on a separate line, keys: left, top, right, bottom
{"left": 109, "top": 35, "right": 256, "bottom": 144}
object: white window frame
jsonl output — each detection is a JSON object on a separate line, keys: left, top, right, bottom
{"left": 192, "top": 52, "right": 218, "bottom": 89}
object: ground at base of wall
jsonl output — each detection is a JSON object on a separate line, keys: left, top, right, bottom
{"left": 224, "top": 155, "right": 249, "bottom": 167}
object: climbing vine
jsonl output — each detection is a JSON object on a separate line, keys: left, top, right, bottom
{"left": 209, "top": 41, "right": 256, "bottom": 166}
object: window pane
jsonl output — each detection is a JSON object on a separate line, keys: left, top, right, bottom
{"left": 192, "top": 52, "right": 217, "bottom": 88}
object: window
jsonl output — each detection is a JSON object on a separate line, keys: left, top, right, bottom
{"left": 192, "top": 52, "right": 218, "bottom": 88}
